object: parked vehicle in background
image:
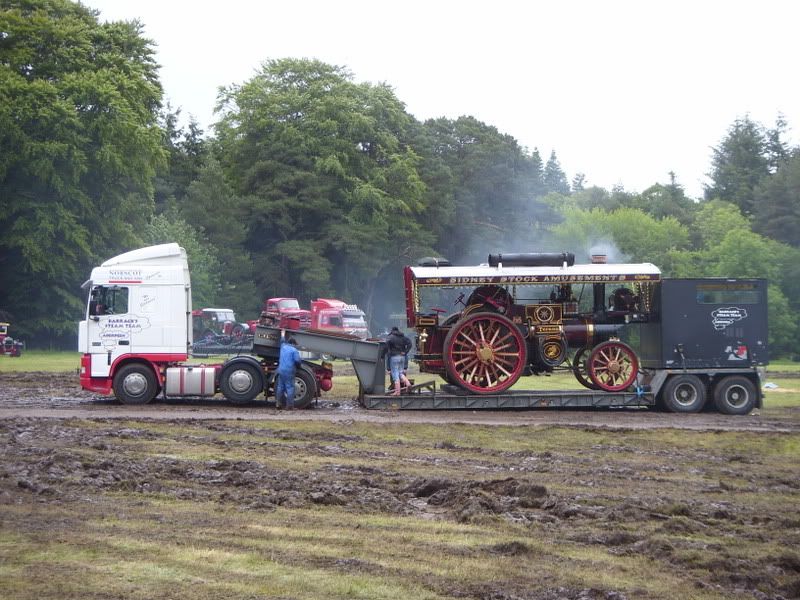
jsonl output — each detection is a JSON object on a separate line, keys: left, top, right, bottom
{"left": 310, "top": 299, "right": 370, "bottom": 339}
{"left": 192, "top": 308, "right": 249, "bottom": 340}
{"left": 261, "top": 297, "right": 370, "bottom": 338}
{"left": 0, "top": 322, "right": 24, "bottom": 357}
{"left": 262, "top": 298, "right": 311, "bottom": 328}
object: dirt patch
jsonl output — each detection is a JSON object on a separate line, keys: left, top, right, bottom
{"left": 1, "top": 372, "right": 800, "bottom": 599}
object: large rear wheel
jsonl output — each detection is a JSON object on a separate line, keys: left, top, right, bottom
{"left": 443, "top": 312, "right": 526, "bottom": 394}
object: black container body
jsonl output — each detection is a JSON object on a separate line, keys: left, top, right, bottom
{"left": 652, "top": 278, "right": 768, "bottom": 369}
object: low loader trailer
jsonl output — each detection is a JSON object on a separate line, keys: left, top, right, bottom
{"left": 255, "top": 326, "right": 762, "bottom": 413}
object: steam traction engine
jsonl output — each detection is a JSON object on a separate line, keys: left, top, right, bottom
{"left": 404, "top": 252, "right": 661, "bottom": 394}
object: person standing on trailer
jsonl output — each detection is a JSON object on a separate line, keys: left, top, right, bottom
{"left": 386, "top": 326, "right": 412, "bottom": 395}
{"left": 276, "top": 331, "right": 302, "bottom": 410}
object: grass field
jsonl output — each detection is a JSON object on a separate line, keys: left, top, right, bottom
{"left": 1, "top": 416, "right": 798, "bottom": 599}
{"left": 1, "top": 354, "right": 799, "bottom": 598}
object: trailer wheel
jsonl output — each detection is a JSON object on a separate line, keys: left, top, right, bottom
{"left": 293, "top": 368, "right": 316, "bottom": 409}
{"left": 572, "top": 347, "right": 600, "bottom": 390}
{"left": 443, "top": 311, "right": 526, "bottom": 395}
{"left": 587, "top": 341, "right": 639, "bottom": 392}
{"left": 713, "top": 376, "right": 756, "bottom": 415}
{"left": 220, "top": 363, "right": 263, "bottom": 404}
{"left": 661, "top": 374, "right": 706, "bottom": 413}
{"left": 113, "top": 363, "right": 158, "bottom": 405}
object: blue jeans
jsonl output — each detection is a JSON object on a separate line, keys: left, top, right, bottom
{"left": 275, "top": 372, "right": 295, "bottom": 408}
{"left": 389, "top": 355, "right": 405, "bottom": 385}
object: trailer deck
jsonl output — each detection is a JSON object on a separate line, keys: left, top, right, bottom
{"left": 362, "top": 381, "right": 655, "bottom": 410}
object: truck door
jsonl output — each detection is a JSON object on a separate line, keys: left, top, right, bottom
{"left": 86, "top": 285, "right": 132, "bottom": 377}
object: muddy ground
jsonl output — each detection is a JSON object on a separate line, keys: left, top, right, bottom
{"left": 1, "top": 371, "right": 799, "bottom": 599}
{"left": 0, "top": 370, "right": 798, "bottom": 432}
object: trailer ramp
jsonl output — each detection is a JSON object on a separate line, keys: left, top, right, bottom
{"left": 253, "top": 325, "right": 388, "bottom": 394}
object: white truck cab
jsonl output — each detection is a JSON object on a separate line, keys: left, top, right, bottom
{"left": 79, "top": 243, "right": 193, "bottom": 399}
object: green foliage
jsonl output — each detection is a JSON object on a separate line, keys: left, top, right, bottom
{"left": 753, "top": 152, "right": 800, "bottom": 247}
{"left": 141, "top": 211, "right": 221, "bottom": 308}
{"left": 705, "top": 116, "right": 769, "bottom": 215}
{"left": 549, "top": 207, "right": 689, "bottom": 268}
{"left": 766, "top": 284, "right": 797, "bottom": 355}
{"left": 1, "top": 7, "right": 798, "bottom": 356}
{"left": 0, "top": 0, "right": 164, "bottom": 344}
{"left": 214, "top": 58, "right": 434, "bottom": 325}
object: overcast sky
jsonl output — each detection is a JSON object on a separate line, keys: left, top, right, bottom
{"left": 83, "top": 0, "right": 800, "bottom": 199}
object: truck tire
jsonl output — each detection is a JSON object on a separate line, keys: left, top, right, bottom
{"left": 220, "top": 363, "right": 263, "bottom": 404}
{"left": 713, "top": 376, "right": 757, "bottom": 415}
{"left": 113, "top": 363, "right": 158, "bottom": 405}
{"left": 661, "top": 374, "right": 706, "bottom": 413}
{"left": 293, "top": 367, "right": 316, "bottom": 409}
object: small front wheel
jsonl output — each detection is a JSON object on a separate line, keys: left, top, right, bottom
{"left": 713, "top": 376, "right": 757, "bottom": 415}
{"left": 587, "top": 341, "right": 639, "bottom": 392}
{"left": 113, "top": 363, "right": 158, "bottom": 405}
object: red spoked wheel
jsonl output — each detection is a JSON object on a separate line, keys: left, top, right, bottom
{"left": 587, "top": 340, "right": 639, "bottom": 392}
{"left": 443, "top": 312, "right": 526, "bottom": 394}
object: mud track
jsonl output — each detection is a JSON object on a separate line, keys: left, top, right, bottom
{"left": 0, "top": 371, "right": 798, "bottom": 432}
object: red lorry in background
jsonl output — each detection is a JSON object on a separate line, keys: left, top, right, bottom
{"left": 260, "top": 297, "right": 370, "bottom": 338}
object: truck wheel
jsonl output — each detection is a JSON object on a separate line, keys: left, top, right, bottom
{"left": 293, "top": 368, "right": 317, "bottom": 409}
{"left": 220, "top": 363, "right": 263, "bottom": 404}
{"left": 661, "top": 374, "right": 706, "bottom": 413}
{"left": 713, "top": 376, "right": 756, "bottom": 415}
{"left": 113, "top": 363, "right": 158, "bottom": 405}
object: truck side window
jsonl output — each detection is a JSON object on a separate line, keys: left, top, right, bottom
{"left": 89, "top": 286, "right": 129, "bottom": 316}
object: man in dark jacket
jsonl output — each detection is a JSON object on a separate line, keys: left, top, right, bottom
{"left": 386, "top": 326, "right": 412, "bottom": 395}
{"left": 276, "top": 332, "right": 302, "bottom": 409}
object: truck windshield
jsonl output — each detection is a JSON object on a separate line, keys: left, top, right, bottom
{"left": 278, "top": 299, "right": 300, "bottom": 309}
{"left": 342, "top": 313, "right": 367, "bottom": 327}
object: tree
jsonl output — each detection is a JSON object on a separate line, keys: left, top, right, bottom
{"left": 548, "top": 207, "right": 690, "bottom": 268}
{"left": 631, "top": 176, "right": 696, "bottom": 225}
{"left": 0, "top": 0, "right": 165, "bottom": 343}
{"left": 704, "top": 116, "right": 769, "bottom": 215}
{"left": 420, "top": 116, "right": 551, "bottom": 263}
{"left": 544, "top": 150, "right": 570, "bottom": 195}
{"left": 214, "top": 58, "right": 433, "bottom": 324}
{"left": 752, "top": 152, "right": 800, "bottom": 247}
{"left": 141, "top": 211, "right": 221, "bottom": 308}
{"left": 689, "top": 200, "right": 750, "bottom": 248}
{"left": 181, "top": 157, "right": 257, "bottom": 314}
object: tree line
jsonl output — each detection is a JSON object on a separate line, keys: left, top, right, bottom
{"left": 2, "top": 1, "right": 799, "bottom": 356}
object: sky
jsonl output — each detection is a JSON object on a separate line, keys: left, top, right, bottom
{"left": 83, "top": 0, "right": 800, "bottom": 199}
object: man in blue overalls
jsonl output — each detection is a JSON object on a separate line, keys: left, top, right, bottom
{"left": 275, "top": 332, "right": 302, "bottom": 410}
